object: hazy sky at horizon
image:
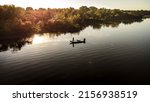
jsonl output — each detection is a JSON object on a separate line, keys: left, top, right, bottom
{"left": 0, "top": 0, "right": 150, "bottom": 10}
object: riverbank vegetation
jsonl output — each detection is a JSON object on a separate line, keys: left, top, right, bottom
{"left": 0, "top": 5, "right": 150, "bottom": 35}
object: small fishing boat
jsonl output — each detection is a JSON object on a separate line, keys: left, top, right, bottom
{"left": 70, "top": 38, "right": 86, "bottom": 44}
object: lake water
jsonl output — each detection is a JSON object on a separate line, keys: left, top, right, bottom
{"left": 0, "top": 19, "right": 150, "bottom": 84}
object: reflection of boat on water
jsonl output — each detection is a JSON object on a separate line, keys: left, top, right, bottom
{"left": 70, "top": 38, "right": 86, "bottom": 47}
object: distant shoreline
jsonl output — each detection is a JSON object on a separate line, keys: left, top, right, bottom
{"left": 0, "top": 5, "right": 150, "bottom": 36}
{"left": 1, "top": 3, "right": 150, "bottom": 10}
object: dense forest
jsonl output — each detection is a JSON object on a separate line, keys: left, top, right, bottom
{"left": 0, "top": 5, "right": 150, "bottom": 36}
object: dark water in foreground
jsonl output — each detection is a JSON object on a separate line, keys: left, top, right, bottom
{"left": 0, "top": 19, "right": 150, "bottom": 85}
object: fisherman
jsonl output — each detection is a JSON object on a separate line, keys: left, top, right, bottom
{"left": 83, "top": 38, "right": 86, "bottom": 43}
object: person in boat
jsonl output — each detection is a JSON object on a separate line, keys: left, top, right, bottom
{"left": 83, "top": 38, "right": 86, "bottom": 42}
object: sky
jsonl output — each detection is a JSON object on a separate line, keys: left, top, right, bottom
{"left": 0, "top": 0, "right": 150, "bottom": 10}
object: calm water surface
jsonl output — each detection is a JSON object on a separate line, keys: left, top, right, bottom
{"left": 0, "top": 19, "right": 150, "bottom": 84}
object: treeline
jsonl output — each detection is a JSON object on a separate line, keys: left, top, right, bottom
{"left": 0, "top": 5, "right": 150, "bottom": 35}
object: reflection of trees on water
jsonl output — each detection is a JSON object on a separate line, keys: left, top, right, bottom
{"left": 0, "top": 20, "right": 143, "bottom": 52}
{"left": 0, "top": 38, "right": 31, "bottom": 52}
{"left": 122, "top": 19, "right": 143, "bottom": 24}
{"left": 91, "top": 19, "right": 143, "bottom": 29}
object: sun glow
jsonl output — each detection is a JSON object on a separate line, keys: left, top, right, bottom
{"left": 0, "top": 0, "right": 71, "bottom": 9}
{"left": 32, "top": 34, "right": 50, "bottom": 44}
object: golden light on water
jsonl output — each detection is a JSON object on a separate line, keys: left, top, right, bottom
{"left": 31, "top": 33, "right": 70, "bottom": 45}
{"left": 32, "top": 34, "right": 50, "bottom": 44}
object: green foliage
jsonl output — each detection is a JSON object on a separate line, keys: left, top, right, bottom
{"left": 0, "top": 5, "right": 150, "bottom": 35}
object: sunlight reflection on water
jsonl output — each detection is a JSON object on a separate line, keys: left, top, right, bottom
{"left": 32, "top": 34, "right": 50, "bottom": 44}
